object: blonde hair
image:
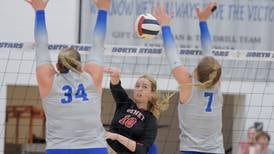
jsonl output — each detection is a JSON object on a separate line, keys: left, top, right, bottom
{"left": 58, "top": 48, "right": 82, "bottom": 73}
{"left": 139, "top": 75, "right": 175, "bottom": 119}
{"left": 255, "top": 131, "right": 271, "bottom": 142}
{"left": 193, "top": 56, "right": 221, "bottom": 89}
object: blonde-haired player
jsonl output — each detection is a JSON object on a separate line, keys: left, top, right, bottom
{"left": 154, "top": 2, "right": 225, "bottom": 154}
{"left": 26, "top": 0, "right": 110, "bottom": 153}
{"left": 104, "top": 67, "right": 173, "bottom": 154}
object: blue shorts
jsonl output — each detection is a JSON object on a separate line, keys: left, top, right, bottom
{"left": 46, "top": 148, "right": 108, "bottom": 154}
{"left": 148, "top": 144, "right": 157, "bottom": 154}
{"left": 180, "top": 151, "right": 215, "bottom": 154}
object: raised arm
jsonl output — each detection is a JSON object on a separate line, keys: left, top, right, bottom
{"left": 26, "top": 0, "right": 56, "bottom": 98}
{"left": 154, "top": 5, "right": 192, "bottom": 103}
{"left": 84, "top": 0, "right": 110, "bottom": 94}
{"left": 196, "top": 2, "right": 217, "bottom": 56}
{"left": 104, "top": 67, "right": 131, "bottom": 108}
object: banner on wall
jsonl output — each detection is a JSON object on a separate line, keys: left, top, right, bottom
{"left": 81, "top": 0, "right": 274, "bottom": 51}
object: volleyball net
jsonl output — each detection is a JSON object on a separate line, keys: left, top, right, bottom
{"left": 0, "top": 42, "right": 274, "bottom": 154}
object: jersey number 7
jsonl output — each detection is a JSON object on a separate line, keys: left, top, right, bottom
{"left": 61, "top": 83, "right": 89, "bottom": 104}
{"left": 204, "top": 92, "right": 213, "bottom": 112}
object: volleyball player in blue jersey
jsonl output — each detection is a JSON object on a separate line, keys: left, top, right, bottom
{"left": 154, "top": 2, "right": 225, "bottom": 154}
{"left": 26, "top": 0, "right": 110, "bottom": 153}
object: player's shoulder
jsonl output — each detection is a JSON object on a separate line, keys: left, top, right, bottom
{"left": 145, "top": 112, "right": 157, "bottom": 123}
{"left": 146, "top": 113, "right": 158, "bottom": 128}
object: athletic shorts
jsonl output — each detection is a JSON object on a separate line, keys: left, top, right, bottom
{"left": 46, "top": 148, "right": 108, "bottom": 154}
{"left": 180, "top": 151, "right": 216, "bottom": 154}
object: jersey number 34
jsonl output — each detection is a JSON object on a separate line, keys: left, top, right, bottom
{"left": 61, "top": 83, "right": 89, "bottom": 104}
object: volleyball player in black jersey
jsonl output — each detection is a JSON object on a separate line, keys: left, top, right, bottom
{"left": 104, "top": 67, "right": 172, "bottom": 154}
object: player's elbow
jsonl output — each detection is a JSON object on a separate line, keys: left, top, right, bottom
{"left": 135, "top": 143, "right": 149, "bottom": 154}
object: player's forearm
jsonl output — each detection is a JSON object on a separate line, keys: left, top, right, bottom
{"left": 110, "top": 80, "right": 131, "bottom": 105}
{"left": 87, "top": 10, "right": 107, "bottom": 66}
{"left": 116, "top": 134, "right": 136, "bottom": 152}
{"left": 199, "top": 21, "right": 212, "bottom": 56}
{"left": 162, "top": 26, "right": 182, "bottom": 70}
{"left": 35, "top": 10, "right": 51, "bottom": 66}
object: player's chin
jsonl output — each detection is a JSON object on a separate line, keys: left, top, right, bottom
{"left": 133, "top": 96, "right": 140, "bottom": 102}
{"left": 133, "top": 96, "right": 143, "bottom": 104}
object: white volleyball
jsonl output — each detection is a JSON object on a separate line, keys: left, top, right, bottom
{"left": 135, "top": 13, "right": 160, "bottom": 40}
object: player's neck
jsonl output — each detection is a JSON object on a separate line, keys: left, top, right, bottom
{"left": 136, "top": 102, "right": 148, "bottom": 111}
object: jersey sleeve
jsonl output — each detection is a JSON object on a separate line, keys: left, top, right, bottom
{"left": 35, "top": 10, "right": 51, "bottom": 66}
{"left": 135, "top": 115, "right": 158, "bottom": 153}
{"left": 110, "top": 81, "right": 132, "bottom": 108}
{"left": 199, "top": 21, "right": 213, "bottom": 56}
{"left": 162, "top": 26, "right": 182, "bottom": 70}
{"left": 86, "top": 10, "right": 107, "bottom": 66}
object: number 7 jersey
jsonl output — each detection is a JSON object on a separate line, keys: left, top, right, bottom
{"left": 42, "top": 71, "right": 107, "bottom": 149}
{"left": 178, "top": 77, "right": 224, "bottom": 154}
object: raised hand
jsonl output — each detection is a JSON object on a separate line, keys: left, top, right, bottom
{"left": 25, "top": 0, "right": 48, "bottom": 10}
{"left": 153, "top": 3, "right": 171, "bottom": 26}
{"left": 196, "top": 2, "right": 217, "bottom": 21}
{"left": 93, "top": 0, "right": 111, "bottom": 10}
{"left": 104, "top": 67, "right": 120, "bottom": 84}
{"left": 104, "top": 67, "right": 120, "bottom": 77}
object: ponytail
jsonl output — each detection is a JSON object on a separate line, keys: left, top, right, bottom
{"left": 58, "top": 48, "right": 82, "bottom": 73}
{"left": 194, "top": 65, "right": 220, "bottom": 89}
{"left": 150, "top": 92, "right": 176, "bottom": 119}
{"left": 193, "top": 56, "right": 222, "bottom": 89}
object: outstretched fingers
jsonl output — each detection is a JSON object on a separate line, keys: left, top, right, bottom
{"left": 25, "top": 0, "right": 49, "bottom": 10}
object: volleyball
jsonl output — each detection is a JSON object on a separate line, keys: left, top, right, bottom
{"left": 135, "top": 13, "right": 160, "bottom": 40}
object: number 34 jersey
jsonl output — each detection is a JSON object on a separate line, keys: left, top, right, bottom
{"left": 42, "top": 71, "right": 107, "bottom": 150}
{"left": 178, "top": 78, "right": 224, "bottom": 154}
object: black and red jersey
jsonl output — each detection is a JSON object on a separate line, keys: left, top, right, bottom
{"left": 107, "top": 81, "right": 158, "bottom": 154}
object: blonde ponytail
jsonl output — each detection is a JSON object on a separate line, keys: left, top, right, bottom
{"left": 193, "top": 57, "right": 222, "bottom": 89}
{"left": 194, "top": 66, "right": 219, "bottom": 89}
{"left": 58, "top": 48, "right": 82, "bottom": 73}
{"left": 150, "top": 92, "right": 176, "bottom": 119}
